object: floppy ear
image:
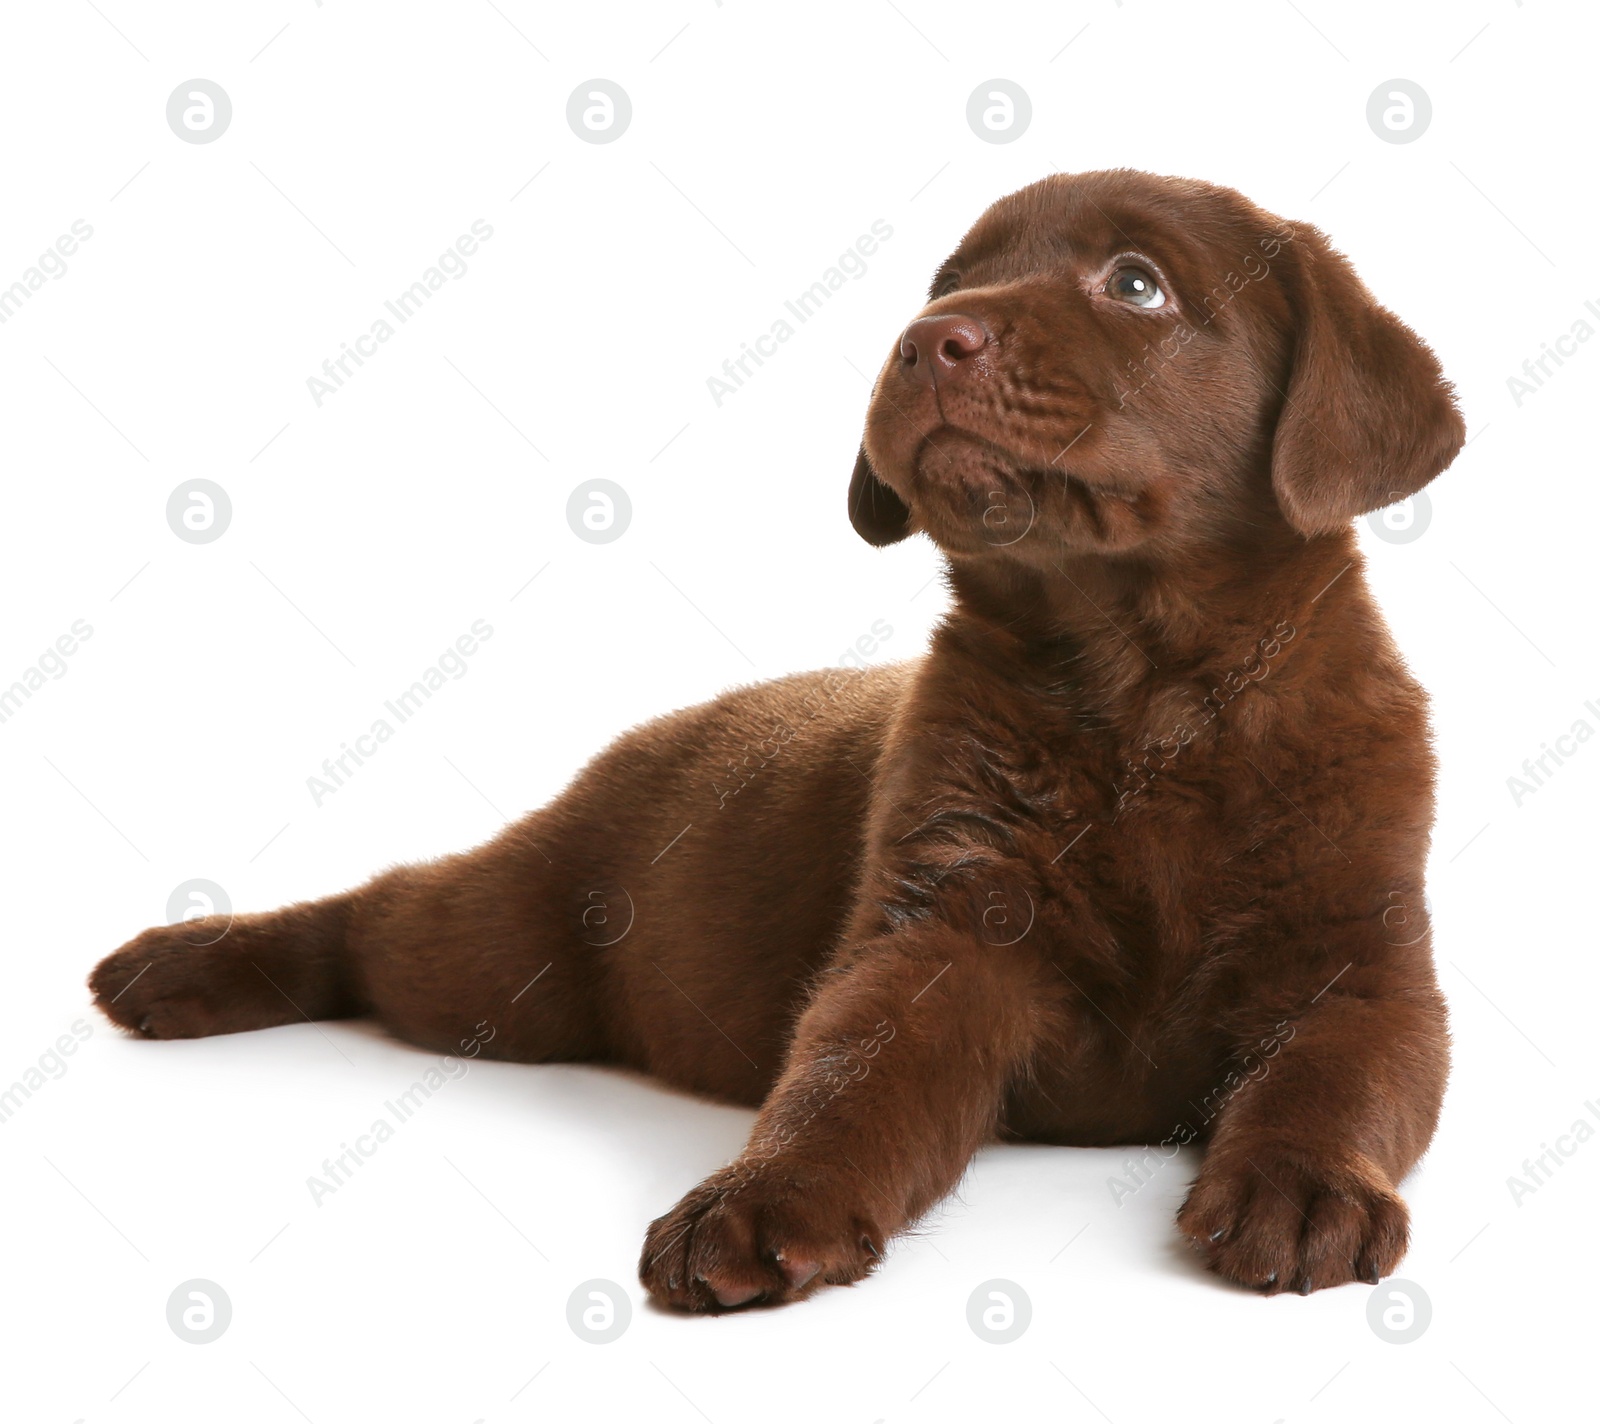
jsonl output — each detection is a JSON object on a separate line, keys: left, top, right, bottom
{"left": 1270, "top": 227, "right": 1464, "bottom": 537}
{"left": 848, "top": 446, "right": 912, "bottom": 546}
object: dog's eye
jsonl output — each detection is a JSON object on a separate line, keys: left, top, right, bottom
{"left": 932, "top": 269, "right": 961, "bottom": 299}
{"left": 1106, "top": 266, "right": 1166, "bottom": 309}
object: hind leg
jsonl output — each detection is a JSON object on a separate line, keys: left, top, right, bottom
{"left": 90, "top": 893, "right": 359, "bottom": 1039}
{"left": 342, "top": 835, "right": 611, "bottom": 1064}
{"left": 90, "top": 819, "right": 611, "bottom": 1063}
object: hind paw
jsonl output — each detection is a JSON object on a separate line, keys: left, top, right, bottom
{"left": 90, "top": 919, "right": 253, "bottom": 1039}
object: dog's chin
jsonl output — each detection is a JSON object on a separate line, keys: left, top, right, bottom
{"left": 913, "top": 504, "right": 1129, "bottom": 563}
{"left": 895, "top": 429, "right": 1148, "bottom": 560}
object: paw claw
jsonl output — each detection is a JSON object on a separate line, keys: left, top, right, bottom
{"left": 776, "top": 1254, "right": 821, "bottom": 1290}
{"left": 710, "top": 1280, "right": 762, "bottom": 1308}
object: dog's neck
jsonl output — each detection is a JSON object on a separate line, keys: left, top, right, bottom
{"left": 940, "top": 525, "right": 1374, "bottom": 715}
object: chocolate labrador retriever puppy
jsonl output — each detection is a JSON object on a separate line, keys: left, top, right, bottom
{"left": 91, "top": 169, "right": 1461, "bottom": 1308}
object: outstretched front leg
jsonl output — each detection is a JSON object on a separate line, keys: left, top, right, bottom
{"left": 639, "top": 924, "right": 1048, "bottom": 1311}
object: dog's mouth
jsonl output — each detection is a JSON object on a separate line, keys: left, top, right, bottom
{"left": 899, "top": 423, "right": 1153, "bottom": 555}
{"left": 911, "top": 423, "right": 1107, "bottom": 488}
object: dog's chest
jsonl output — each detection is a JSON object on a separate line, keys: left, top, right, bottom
{"left": 929, "top": 679, "right": 1276, "bottom": 957}
{"left": 980, "top": 728, "right": 1277, "bottom": 1138}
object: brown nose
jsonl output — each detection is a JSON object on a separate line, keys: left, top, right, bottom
{"left": 899, "top": 314, "right": 989, "bottom": 386}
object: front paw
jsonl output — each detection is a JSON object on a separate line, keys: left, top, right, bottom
{"left": 639, "top": 1162, "right": 885, "bottom": 1313}
{"left": 1177, "top": 1146, "right": 1409, "bottom": 1295}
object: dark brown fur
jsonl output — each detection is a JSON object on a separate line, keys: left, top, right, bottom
{"left": 90, "top": 171, "right": 1461, "bottom": 1308}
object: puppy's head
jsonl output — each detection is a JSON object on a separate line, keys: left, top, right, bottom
{"left": 850, "top": 170, "right": 1463, "bottom": 564}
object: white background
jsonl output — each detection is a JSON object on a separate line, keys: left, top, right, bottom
{"left": 3, "top": 2, "right": 1596, "bottom": 1420}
